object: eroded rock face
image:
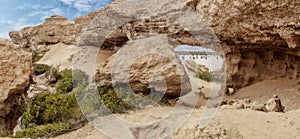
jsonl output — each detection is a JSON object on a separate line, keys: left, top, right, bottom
{"left": 80, "top": 0, "right": 300, "bottom": 91}
{"left": 190, "top": 0, "right": 300, "bottom": 89}
{"left": 0, "top": 39, "right": 32, "bottom": 131}
{"left": 8, "top": 1, "right": 119, "bottom": 51}
{"left": 96, "top": 35, "right": 191, "bottom": 97}
{"left": 9, "top": 15, "right": 76, "bottom": 50}
{"left": 9, "top": 0, "right": 300, "bottom": 91}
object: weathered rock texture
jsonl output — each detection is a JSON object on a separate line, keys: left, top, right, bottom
{"left": 9, "top": 0, "right": 300, "bottom": 91}
{"left": 8, "top": 1, "right": 120, "bottom": 51}
{"left": 0, "top": 39, "right": 32, "bottom": 131}
{"left": 80, "top": 0, "right": 300, "bottom": 90}
{"left": 77, "top": 0, "right": 224, "bottom": 97}
{"left": 191, "top": 0, "right": 300, "bottom": 89}
{"left": 96, "top": 35, "right": 191, "bottom": 97}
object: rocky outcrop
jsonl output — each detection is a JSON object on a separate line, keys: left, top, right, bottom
{"left": 190, "top": 0, "right": 300, "bottom": 89}
{"left": 0, "top": 39, "right": 32, "bottom": 131}
{"left": 95, "top": 35, "right": 191, "bottom": 97}
{"left": 9, "top": 15, "right": 75, "bottom": 51}
{"left": 9, "top": 0, "right": 300, "bottom": 91}
{"left": 222, "top": 95, "right": 285, "bottom": 112}
{"left": 8, "top": 1, "right": 120, "bottom": 51}
{"left": 78, "top": 0, "right": 300, "bottom": 91}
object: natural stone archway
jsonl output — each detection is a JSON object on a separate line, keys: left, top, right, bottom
{"left": 76, "top": 0, "right": 226, "bottom": 92}
{"left": 95, "top": 34, "right": 193, "bottom": 98}
{"left": 77, "top": 0, "right": 224, "bottom": 53}
{"left": 78, "top": 0, "right": 300, "bottom": 91}
{"left": 74, "top": 1, "right": 225, "bottom": 138}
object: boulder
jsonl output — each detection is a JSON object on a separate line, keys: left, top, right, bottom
{"left": 263, "top": 95, "right": 285, "bottom": 112}
{"left": 95, "top": 35, "right": 191, "bottom": 97}
{"left": 0, "top": 39, "right": 32, "bottom": 131}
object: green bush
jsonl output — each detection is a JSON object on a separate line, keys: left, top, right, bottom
{"left": 72, "top": 69, "right": 89, "bottom": 87}
{"left": 76, "top": 86, "right": 168, "bottom": 116}
{"left": 46, "top": 66, "right": 62, "bottom": 81}
{"left": 196, "top": 71, "right": 213, "bottom": 82}
{"left": 32, "top": 52, "right": 42, "bottom": 63}
{"left": 55, "top": 78, "right": 73, "bottom": 94}
{"left": 33, "top": 64, "right": 51, "bottom": 75}
{"left": 15, "top": 122, "right": 69, "bottom": 138}
{"left": 21, "top": 92, "right": 86, "bottom": 129}
{"left": 98, "top": 86, "right": 131, "bottom": 114}
{"left": 60, "top": 69, "right": 72, "bottom": 79}
{"left": 54, "top": 69, "right": 89, "bottom": 94}
{"left": 0, "top": 130, "right": 12, "bottom": 137}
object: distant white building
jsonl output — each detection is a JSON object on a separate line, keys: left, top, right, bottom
{"left": 174, "top": 45, "right": 224, "bottom": 71}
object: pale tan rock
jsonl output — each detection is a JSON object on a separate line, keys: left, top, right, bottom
{"left": 0, "top": 39, "right": 32, "bottom": 131}
{"left": 8, "top": 0, "right": 300, "bottom": 91}
{"left": 263, "top": 95, "right": 285, "bottom": 112}
{"left": 8, "top": 1, "right": 120, "bottom": 51}
{"left": 95, "top": 35, "right": 191, "bottom": 97}
{"left": 77, "top": 0, "right": 300, "bottom": 92}
{"left": 191, "top": 0, "right": 300, "bottom": 89}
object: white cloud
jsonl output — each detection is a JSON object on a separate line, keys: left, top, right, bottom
{"left": 28, "top": 11, "right": 42, "bottom": 17}
{"left": 0, "top": 18, "right": 35, "bottom": 38}
{"left": 38, "top": 7, "right": 64, "bottom": 21}
{"left": 0, "top": 32, "right": 9, "bottom": 38}
{"left": 13, "top": 18, "right": 35, "bottom": 30}
{"left": 59, "top": 0, "right": 105, "bottom": 12}
{"left": 60, "top": 0, "right": 75, "bottom": 5}
{"left": 0, "top": 19, "right": 14, "bottom": 24}
{"left": 15, "top": 4, "right": 43, "bottom": 10}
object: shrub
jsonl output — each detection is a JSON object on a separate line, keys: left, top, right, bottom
{"left": 21, "top": 92, "right": 86, "bottom": 129}
{"left": 54, "top": 69, "right": 89, "bottom": 94}
{"left": 15, "top": 122, "right": 69, "bottom": 138}
{"left": 33, "top": 64, "right": 51, "bottom": 75}
{"left": 0, "top": 130, "right": 12, "bottom": 137}
{"left": 60, "top": 69, "right": 72, "bottom": 79}
{"left": 55, "top": 78, "right": 73, "bottom": 94}
{"left": 46, "top": 66, "right": 62, "bottom": 79}
{"left": 97, "top": 86, "right": 131, "bottom": 114}
{"left": 76, "top": 86, "right": 168, "bottom": 116}
{"left": 32, "top": 52, "right": 42, "bottom": 63}
{"left": 72, "top": 69, "right": 89, "bottom": 87}
{"left": 54, "top": 69, "right": 73, "bottom": 94}
{"left": 196, "top": 71, "right": 213, "bottom": 82}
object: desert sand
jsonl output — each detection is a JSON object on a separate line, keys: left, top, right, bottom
{"left": 53, "top": 78, "right": 300, "bottom": 139}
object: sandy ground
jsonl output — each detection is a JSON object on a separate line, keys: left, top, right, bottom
{"left": 226, "top": 79, "right": 300, "bottom": 111}
{"left": 30, "top": 45, "right": 300, "bottom": 138}
{"left": 53, "top": 78, "right": 300, "bottom": 139}
{"left": 54, "top": 105, "right": 300, "bottom": 139}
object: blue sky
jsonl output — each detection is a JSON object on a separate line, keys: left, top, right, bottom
{"left": 0, "top": 0, "right": 114, "bottom": 38}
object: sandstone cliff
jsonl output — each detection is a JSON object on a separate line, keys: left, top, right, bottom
{"left": 8, "top": 1, "right": 120, "bottom": 51}
{"left": 190, "top": 0, "right": 300, "bottom": 89}
{"left": 78, "top": 0, "right": 300, "bottom": 90}
{"left": 0, "top": 39, "right": 32, "bottom": 131}
{"left": 9, "top": 0, "right": 300, "bottom": 91}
